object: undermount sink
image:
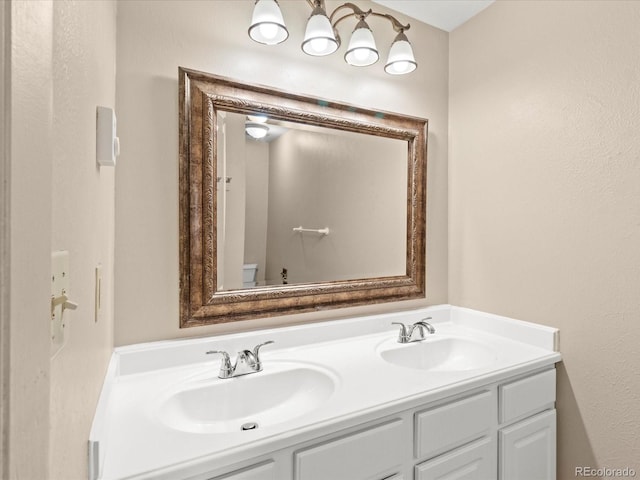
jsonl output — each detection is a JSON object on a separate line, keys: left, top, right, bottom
{"left": 378, "top": 336, "right": 497, "bottom": 372}
{"left": 157, "top": 363, "right": 338, "bottom": 434}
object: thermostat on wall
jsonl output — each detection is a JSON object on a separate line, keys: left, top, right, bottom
{"left": 96, "top": 106, "right": 120, "bottom": 166}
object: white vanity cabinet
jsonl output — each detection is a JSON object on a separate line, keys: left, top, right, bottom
{"left": 199, "top": 368, "right": 557, "bottom": 480}
{"left": 199, "top": 418, "right": 410, "bottom": 480}
{"left": 413, "top": 390, "right": 497, "bottom": 480}
{"left": 498, "top": 369, "right": 557, "bottom": 480}
{"left": 91, "top": 306, "right": 561, "bottom": 480}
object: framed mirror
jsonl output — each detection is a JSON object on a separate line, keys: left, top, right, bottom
{"left": 179, "top": 67, "right": 427, "bottom": 327}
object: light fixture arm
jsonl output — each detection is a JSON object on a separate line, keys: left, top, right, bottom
{"left": 368, "top": 12, "right": 410, "bottom": 33}
{"left": 330, "top": 3, "right": 371, "bottom": 30}
{"left": 326, "top": 2, "right": 410, "bottom": 33}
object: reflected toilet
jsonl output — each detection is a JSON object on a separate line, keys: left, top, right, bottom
{"left": 243, "top": 263, "right": 258, "bottom": 287}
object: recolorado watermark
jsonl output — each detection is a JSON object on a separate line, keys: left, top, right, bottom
{"left": 576, "top": 466, "right": 636, "bottom": 477}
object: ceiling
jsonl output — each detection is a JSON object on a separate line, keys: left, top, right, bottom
{"left": 371, "top": 0, "right": 495, "bottom": 32}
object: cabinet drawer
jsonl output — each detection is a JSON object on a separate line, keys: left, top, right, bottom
{"left": 415, "top": 436, "right": 495, "bottom": 480}
{"left": 500, "top": 369, "right": 556, "bottom": 424}
{"left": 294, "top": 419, "right": 405, "bottom": 480}
{"left": 415, "top": 390, "right": 493, "bottom": 460}
{"left": 209, "top": 461, "right": 275, "bottom": 480}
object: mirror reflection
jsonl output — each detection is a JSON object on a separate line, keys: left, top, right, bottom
{"left": 217, "top": 112, "right": 408, "bottom": 291}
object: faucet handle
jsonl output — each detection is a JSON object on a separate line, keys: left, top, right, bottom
{"left": 253, "top": 340, "right": 274, "bottom": 355}
{"left": 252, "top": 340, "right": 274, "bottom": 368}
{"left": 392, "top": 322, "right": 410, "bottom": 343}
{"left": 242, "top": 341, "right": 274, "bottom": 373}
{"left": 206, "top": 350, "right": 233, "bottom": 376}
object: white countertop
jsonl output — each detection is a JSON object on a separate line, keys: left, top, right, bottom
{"left": 90, "top": 305, "right": 561, "bottom": 480}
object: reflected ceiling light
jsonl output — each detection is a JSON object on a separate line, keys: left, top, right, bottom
{"left": 248, "top": 0, "right": 417, "bottom": 75}
{"left": 248, "top": 0, "right": 289, "bottom": 45}
{"left": 245, "top": 122, "right": 269, "bottom": 139}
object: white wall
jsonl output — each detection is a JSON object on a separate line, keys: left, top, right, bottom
{"left": 3, "top": 1, "right": 116, "bottom": 478}
{"left": 449, "top": 1, "right": 640, "bottom": 476}
{"left": 115, "top": 0, "right": 449, "bottom": 345}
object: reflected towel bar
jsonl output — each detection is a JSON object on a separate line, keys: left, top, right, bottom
{"left": 293, "top": 226, "right": 330, "bottom": 236}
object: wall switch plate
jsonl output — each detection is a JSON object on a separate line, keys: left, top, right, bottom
{"left": 95, "top": 264, "right": 102, "bottom": 323}
{"left": 96, "top": 106, "right": 120, "bottom": 167}
{"left": 51, "top": 250, "right": 70, "bottom": 357}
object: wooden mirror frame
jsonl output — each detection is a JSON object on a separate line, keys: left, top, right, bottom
{"left": 179, "top": 67, "right": 427, "bottom": 327}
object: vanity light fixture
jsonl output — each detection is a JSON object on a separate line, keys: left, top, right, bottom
{"left": 248, "top": 0, "right": 417, "bottom": 75}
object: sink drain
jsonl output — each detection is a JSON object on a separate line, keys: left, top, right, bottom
{"left": 241, "top": 422, "right": 259, "bottom": 431}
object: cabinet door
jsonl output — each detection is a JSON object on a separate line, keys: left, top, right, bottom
{"left": 415, "top": 437, "right": 495, "bottom": 480}
{"left": 499, "top": 409, "right": 556, "bottom": 480}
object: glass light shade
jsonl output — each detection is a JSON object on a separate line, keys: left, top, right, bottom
{"left": 245, "top": 122, "right": 269, "bottom": 139}
{"left": 344, "top": 20, "right": 378, "bottom": 67}
{"left": 301, "top": 6, "right": 339, "bottom": 56}
{"left": 384, "top": 32, "right": 417, "bottom": 75}
{"left": 248, "top": 0, "right": 289, "bottom": 45}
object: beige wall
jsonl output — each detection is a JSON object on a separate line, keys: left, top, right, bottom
{"left": 5, "top": 2, "right": 53, "bottom": 477}
{"left": 50, "top": 1, "right": 117, "bottom": 478}
{"left": 0, "top": 1, "right": 7, "bottom": 473}
{"left": 4, "top": 0, "right": 116, "bottom": 479}
{"left": 244, "top": 140, "right": 270, "bottom": 285}
{"left": 218, "top": 113, "right": 247, "bottom": 291}
{"left": 115, "top": 0, "right": 449, "bottom": 345}
{"left": 449, "top": 1, "right": 640, "bottom": 476}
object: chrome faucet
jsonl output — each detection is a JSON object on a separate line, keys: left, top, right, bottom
{"left": 206, "top": 340, "right": 274, "bottom": 379}
{"left": 392, "top": 317, "right": 436, "bottom": 343}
